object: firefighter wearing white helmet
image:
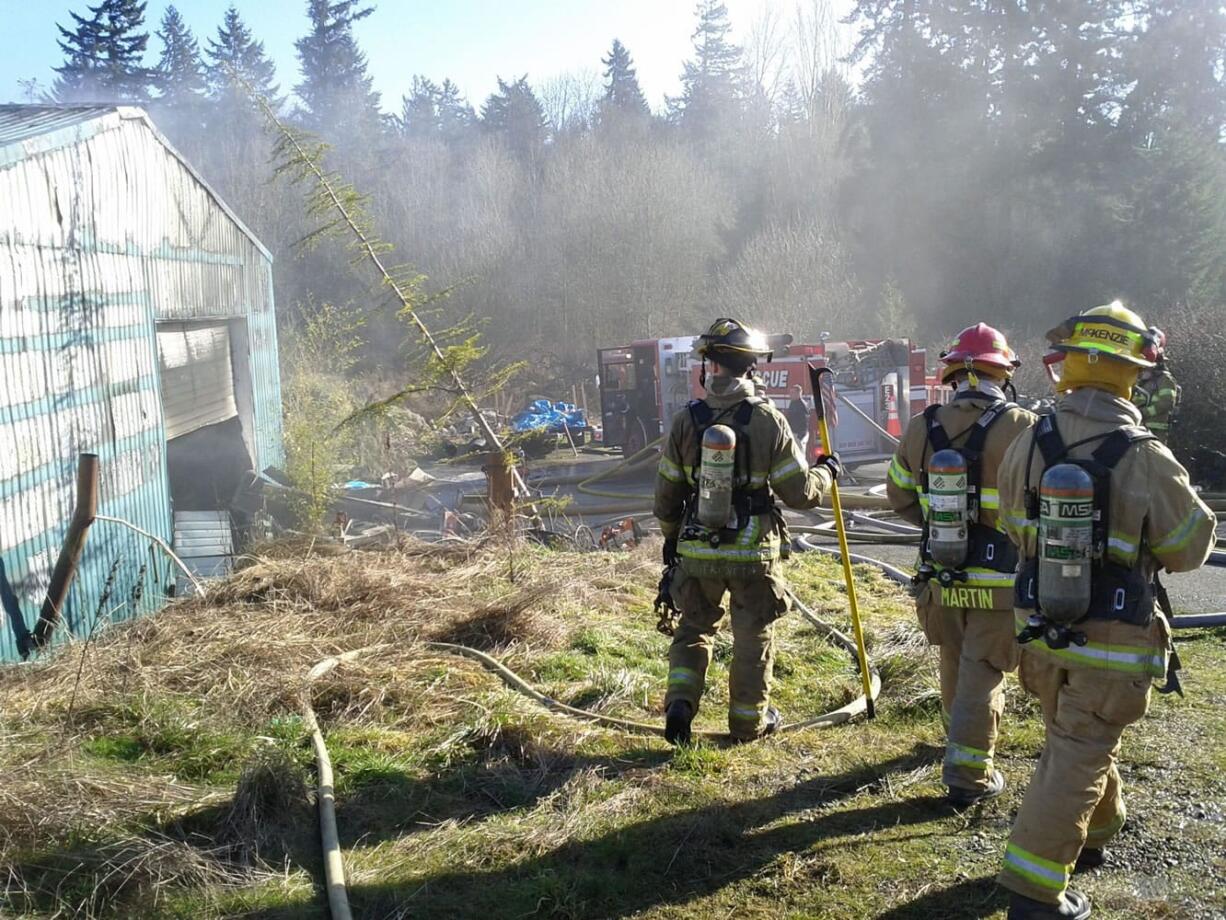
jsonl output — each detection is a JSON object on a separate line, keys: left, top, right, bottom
{"left": 995, "top": 302, "right": 1215, "bottom": 920}
{"left": 887, "top": 323, "right": 1037, "bottom": 806}
{"left": 654, "top": 318, "right": 840, "bottom": 743}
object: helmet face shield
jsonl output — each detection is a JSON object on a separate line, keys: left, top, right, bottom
{"left": 1043, "top": 350, "right": 1066, "bottom": 388}
{"left": 695, "top": 317, "right": 772, "bottom": 363}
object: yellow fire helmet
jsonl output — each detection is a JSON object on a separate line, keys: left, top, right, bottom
{"left": 1045, "top": 301, "right": 1160, "bottom": 368}
{"left": 694, "top": 318, "right": 773, "bottom": 361}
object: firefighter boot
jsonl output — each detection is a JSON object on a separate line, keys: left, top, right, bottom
{"left": 1007, "top": 890, "right": 1091, "bottom": 920}
{"left": 664, "top": 700, "right": 693, "bottom": 746}
{"left": 730, "top": 707, "right": 780, "bottom": 743}
{"left": 948, "top": 769, "right": 1005, "bottom": 807}
{"left": 760, "top": 706, "right": 781, "bottom": 736}
{"left": 1074, "top": 848, "right": 1107, "bottom": 872}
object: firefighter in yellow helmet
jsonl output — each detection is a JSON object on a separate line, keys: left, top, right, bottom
{"left": 887, "top": 323, "right": 1037, "bottom": 806}
{"left": 654, "top": 318, "right": 839, "bottom": 743}
{"left": 1129, "top": 329, "right": 1180, "bottom": 443}
{"left": 995, "top": 302, "right": 1215, "bottom": 919}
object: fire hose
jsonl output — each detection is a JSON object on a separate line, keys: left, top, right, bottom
{"left": 296, "top": 582, "right": 884, "bottom": 918}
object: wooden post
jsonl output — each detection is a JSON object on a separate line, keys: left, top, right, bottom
{"left": 31, "top": 453, "right": 100, "bottom": 652}
{"left": 483, "top": 451, "right": 515, "bottom": 519}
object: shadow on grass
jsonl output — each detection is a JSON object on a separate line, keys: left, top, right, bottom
{"left": 337, "top": 742, "right": 961, "bottom": 919}
{"left": 332, "top": 743, "right": 672, "bottom": 848}
{"left": 0, "top": 744, "right": 670, "bottom": 919}
{"left": 874, "top": 874, "right": 1006, "bottom": 919}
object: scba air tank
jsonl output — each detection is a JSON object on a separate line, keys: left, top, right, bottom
{"left": 926, "top": 449, "right": 969, "bottom": 569}
{"left": 1037, "top": 463, "right": 1095, "bottom": 623}
{"left": 697, "top": 425, "right": 736, "bottom": 529}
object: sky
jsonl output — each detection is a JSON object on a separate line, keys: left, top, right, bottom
{"left": 1, "top": 0, "right": 859, "bottom": 111}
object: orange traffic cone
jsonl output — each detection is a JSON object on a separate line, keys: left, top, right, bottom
{"left": 885, "top": 379, "right": 903, "bottom": 438}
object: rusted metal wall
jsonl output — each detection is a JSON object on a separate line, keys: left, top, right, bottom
{"left": 0, "top": 106, "right": 283, "bottom": 662}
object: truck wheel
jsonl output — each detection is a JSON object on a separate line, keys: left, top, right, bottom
{"left": 622, "top": 419, "right": 648, "bottom": 458}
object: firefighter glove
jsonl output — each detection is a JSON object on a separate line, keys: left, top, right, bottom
{"left": 663, "top": 536, "right": 678, "bottom": 567}
{"left": 816, "top": 452, "right": 842, "bottom": 480}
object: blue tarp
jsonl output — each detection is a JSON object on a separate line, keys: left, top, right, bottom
{"left": 511, "top": 399, "right": 589, "bottom": 434}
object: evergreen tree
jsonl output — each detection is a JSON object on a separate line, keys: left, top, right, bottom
{"left": 1123, "top": 1, "right": 1226, "bottom": 141}
{"left": 398, "top": 77, "right": 476, "bottom": 143}
{"left": 295, "top": 0, "right": 382, "bottom": 138}
{"left": 154, "top": 6, "right": 205, "bottom": 107}
{"left": 399, "top": 76, "right": 439, "bottom": 138}
{"left": 55, "top": 0, "right": 153, "bottom": 102}
{"left": 436, "top": 79, "right": 476, "bottom": 142}
{"left": 600, "top": 39, "right": 649, "bottom": 116}
{"left": 668, "top": 1, "right": 744, "bottom": 137}
{"left": 205, "top": 5, "right": 282, "bottom": 107}
{"left": 482, "top": 75, "right": 549, "bottom": 164}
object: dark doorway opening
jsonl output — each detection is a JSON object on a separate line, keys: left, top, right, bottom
{"left": 165, "top": 416, "right": 253, "bottom": 512}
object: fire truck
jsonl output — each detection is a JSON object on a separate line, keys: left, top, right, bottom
{"left": 596, "top": 334, "right": 945, "bottom": 465}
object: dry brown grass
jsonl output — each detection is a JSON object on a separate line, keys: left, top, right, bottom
{"left": 0, "top": 539, "right": 591, "bottom": 731}
{"left": 0, "top": 538, "right": 655, "bottom": 917}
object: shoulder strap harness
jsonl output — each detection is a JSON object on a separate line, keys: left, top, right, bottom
{"left": 1017, "top": 415, "right": 1157, "bottom": 627}
{"left": 918, "top": 400, "right": 1016, "bottom": 577}
{"left": 683, "top": 397, "right": 775, "bottom": 538}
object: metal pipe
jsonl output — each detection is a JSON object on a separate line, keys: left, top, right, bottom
{"left": 836, "top": 389, "right": 901, "bottom": 445}
{"left": 30, "top": 454, "right": 100, "bottom": 652}
{"left": 94, "top": 515, "right": 206, "bottom": 597}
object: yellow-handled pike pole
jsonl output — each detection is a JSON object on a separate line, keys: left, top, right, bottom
{"left": 808, "top": 364, "right": 876, "bottom": 719}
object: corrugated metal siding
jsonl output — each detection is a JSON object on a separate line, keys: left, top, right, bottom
{"left": 0, "top": 106, "right": 283, "bottom": 663}
{"left": 173, "top": 510, "right": 234, "bottom": 587}
{"left": 157, "top": 323, "right": 239, "bottom": 439}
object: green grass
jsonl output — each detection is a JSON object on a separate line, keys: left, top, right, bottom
{"left": 1, "top": 546, "right": 1223, "bottom": 920}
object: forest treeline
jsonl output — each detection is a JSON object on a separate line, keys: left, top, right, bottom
{"left": 33, "top": 2, "right": 1226, "bottom": 434}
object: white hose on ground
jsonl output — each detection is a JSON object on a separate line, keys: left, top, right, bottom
{"left": 845, "top": 511, "right": 922, "bottom": 536}
{"left": 301, "top": 646, "right": 387, "bottom": 920}
{"left": 575, "top": 435, "right": 664, "bottom": 501}
{"left": 794, "top": 521, "right": 920, "bottom": 546}
{"left": 793, "top": 534, "right": 914, "bottom": 587}
{"left": 426, "top": 595, "right": 881, "bottom": 737}
{"left": 1169, "top": 613, "right": 1226, "bottom": 628}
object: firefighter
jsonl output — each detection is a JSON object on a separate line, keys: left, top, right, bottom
{"left": 785, "top": 383, "right": 811, "bottom": 457}
{"left": 995, "top": 302, "right": 1215, "bottom": 919}
{"left": 655, "top": 318, "right": 840, "bottom": 743}
{"left": 886, "top": 323, "right": 1037, "bottom": 806}
{"left": 1130, "top": 331, "right": 1180, "bottom": 443}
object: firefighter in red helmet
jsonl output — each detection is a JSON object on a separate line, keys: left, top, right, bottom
{"left": 887, "top": 323, "right": 1037, "bottom": 805}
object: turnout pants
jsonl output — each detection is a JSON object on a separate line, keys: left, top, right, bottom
{"left": 664, "top": 565, "right": 789, "bottom": 739}
{"left": 917, "top": 587, "right": 1020, "bottom": 792}
{"left": 997, "top": 649, "right": 1152, "bottom": 903}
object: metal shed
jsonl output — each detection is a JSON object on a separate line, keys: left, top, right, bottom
{"left": 0, "top": 104, "right": 284, "bottom": 662}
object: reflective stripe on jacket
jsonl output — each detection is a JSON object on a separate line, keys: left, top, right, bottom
{"left": 1131, "top": 367, "right": 1179, "bottom": 431}
{"left": 654, "top": 374, "right": 831, "bottom": 578}
{"left": 886, "top": 393, "right": 1036, "bottom": 609}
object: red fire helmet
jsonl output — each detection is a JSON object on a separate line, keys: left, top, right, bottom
{"left": 939, "top": 323, "right": 1021, "bottom": 383}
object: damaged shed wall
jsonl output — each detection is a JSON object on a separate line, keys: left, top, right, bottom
{"left": 0, "top": 105, "right": 283, "bottom": 662}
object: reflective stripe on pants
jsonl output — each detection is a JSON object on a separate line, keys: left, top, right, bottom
{"left": 998, "top": 649, "right": 1150, "bottom": 903}
{"left": 664, "top": 565, "right": 788, "bottom": 738}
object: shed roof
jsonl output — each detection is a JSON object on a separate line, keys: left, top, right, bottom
{"left": 0, "top": 103, "right": 271, "bottom": 262}
{"left": 0, "top": 104, "right": 118, "bottom": 147}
